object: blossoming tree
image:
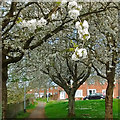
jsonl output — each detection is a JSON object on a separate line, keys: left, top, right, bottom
{"left": 88, "top": 5, "right": 119, "bottom": 119}
{"left": 40, "top": 34, "right": 91, "bottom": 117}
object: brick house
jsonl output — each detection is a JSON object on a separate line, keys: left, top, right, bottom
{"left": 27, "top": 80, "right": 119, "bottom": 100}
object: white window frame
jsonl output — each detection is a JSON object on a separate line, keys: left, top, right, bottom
{"left": 60, "top": 91, "right": 66, "bottom": 99}
{"left": 35, "top": 93, "right": 39, "bottom": 98}
{"left": 102, "top": 89, "right": 106, "bottom": 95}
{"left": 55, "top": 87, "right": 57, "bottom": 89}
{"left": 87, "top": 89, "right": 96, "bottom": 95}
{"left": 75, "top": 90, "right": 83, "bottom": 98}
{"left": 40, "top": 93, "right": 44, "bottom": 97}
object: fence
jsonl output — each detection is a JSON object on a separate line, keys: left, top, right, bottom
{"left": 6, "top": 99, "right": 29, "bottom": 118}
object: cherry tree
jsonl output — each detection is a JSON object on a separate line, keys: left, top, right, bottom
{"left": 35, "top": 26, "right": 91, "bottom": 117}
{"left": 87, "top": 4, "right": 119, "bottom": 119}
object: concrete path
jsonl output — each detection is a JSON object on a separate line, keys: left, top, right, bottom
{"left": 29, "top": 102, "right": 46, "bottom": 118}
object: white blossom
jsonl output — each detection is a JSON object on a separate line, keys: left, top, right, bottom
{"left": 78, "top": 5, "right": 82, "bottom": 11}
{"left": 107, "top": 70, "right": 111, "bottom": 73}
{"left": 75, "top": 20, "right": 90, "bottom": 40}
{"left": 29, "top": 19, "right": 37, "bottom": 25}
{"left": 28, "top": 19, "right": 37, "bottom": 30}
{"left": 82, "top": 20, "right": 89, "bottom": 29}
{"left": 85, "top": 33, "right": 90, "bottom": 40}
{"left": 68, "top": 9, "right": 80, "bottom": 19}
{"left": 78, "top": 32, "right": 83, "bottom": 40}
{"left": 70, "top": 80, "right": 73, "bottom": 86}
{"left": 72, "top": 52, "right": 79, "bottom": 61}
{"left": 51, "top": 11, "right": 59, "bottom": 20}
{"left": 21, "top": 20, "right": 28, "bottom": 27}
{"left": 37, "top": 17, "right": 47, "bottom": 27}
{"left": 61, "top": 0, "right": 67, "bottom": 6}
{"left": 75, "top": 21, "right": 82, "bottom": 31}
{"left": 75, "top": 47, "right": 87, "bottom": 59}
{"left": 82, "top": 29, "right": 90, "bottom": 40}
{"left": 68, "top": 1, "right": 78, "bottom": 9}
{"left": 109, "top": 65, "right": 115, "bottom": 68}
{"left": 72, "top": 47, "right": 87, "bottom": 61}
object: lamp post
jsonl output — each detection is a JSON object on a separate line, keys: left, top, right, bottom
{"left": 47, "top": 84, "right": 49, "bottom": 103}
{"left": 23, "top": 57, "right": 27, "bottom": 113}
{"left": 24, "top": 80, "right": 26, "bottom": 113}
{"left": 47, "top": 79, "right": 51, "bottom": 103}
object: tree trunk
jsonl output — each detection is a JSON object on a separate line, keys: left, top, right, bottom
{"left": 105, "top": 77, "right": 114, "bottom": 119}
{"left": 68, "top": 94, "right": 75, "bottom": 117}
{"left": 2, "top": 64, "right": 8, "bottom": 119}
{"left": 44, "top": 88, "right": 47, "bottom": 98}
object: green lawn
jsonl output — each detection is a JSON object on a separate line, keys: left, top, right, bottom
{"left": 45, "top": 99, "right": 119, "bottom": 119}
{"left": 16, "top": 101, "right": 38, "bottom": 118}
{"left": 36, "top": 98, "right": 47, "bottom": 102}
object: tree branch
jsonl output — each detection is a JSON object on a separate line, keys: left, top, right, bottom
{"left": 66, "top": 57, "right": 74, "bottom": 77}
{"left": 41, "top": 69, "right": 63, "bottom": 89}
{"left": 77, "top": 70, "right": 85, "bottom": 81}
{"left": 76, "top": 65, "right": 91, "bottom": 89}
{"left": 23, "top": 36, "right": 34, "bottom": 49}
{"left": 2, "top": 2, "right": 17, "bottom": 30}
{"left": 2, "top": 2, "right": 38, "bottom": 36}
{"left": 3, "top": 52, "right": 24, "bottom": 68}
{"left": 92, "top": 63, "right": 107, "bottom": 79}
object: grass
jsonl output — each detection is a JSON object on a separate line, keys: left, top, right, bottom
{"left": 45, "top": 99, "right": 119, "bottom": 119}
{"left": 16, "top": 101, "right": 38, "bottom": 118}
{"left": 36, "top": 98, "right": 48, "bottom": 102}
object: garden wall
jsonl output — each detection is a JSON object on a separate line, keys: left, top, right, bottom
{"left": 6, "top": 99, "right": 29, "bottom": 118}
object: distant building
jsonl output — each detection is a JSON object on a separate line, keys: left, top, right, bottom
{"left": 27, "top": 80, "right": 119, "bottom": 100}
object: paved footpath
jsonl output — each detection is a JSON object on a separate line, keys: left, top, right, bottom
{"left": 29, "top": 102, "right": 46, "bottom": 118}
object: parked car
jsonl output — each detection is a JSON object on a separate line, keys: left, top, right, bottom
{"left": 83, "top": 93, "right": 105, "bottom": 100}
{"left": 116, "top": 96, "right": 120, "bottom": 99}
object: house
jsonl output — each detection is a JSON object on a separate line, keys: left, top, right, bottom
{"left": 27, "top": 79, "right": 119, "bottom": 100}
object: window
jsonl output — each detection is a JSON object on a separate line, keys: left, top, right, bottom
{"left": 34, "top": 93, "right": 39, "bottom": 98}
{"left": 102, "top": 89, "right": 106, "bottom": 95}
{"left": 75, "top": 90, "right": 83, "bottom": 97}
{"left": 40, "top": 93, "right": 44, "bottom": 97}
{"left": 88, "top": 80, "right": 95, "bottom": 85}
{"left": 50, "top": 92, "right": 52, "bottom": 95}
{"left": 55, "top": 87, "right": 57, "bottom": 89}
{"left": 60, "top": 91, "right": 66, "bottom": 99}
{"left": 50, "top": 87, "right": 53, "bottom": 90}
{"left": 87, "top": 89, "right": 96, "bottom": 95}
{"left": 100, "top": 80, "right": 106, "bottom": 85}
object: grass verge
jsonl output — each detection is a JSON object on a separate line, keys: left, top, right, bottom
{"left": 45, "top": 99, "right": 119, "bottom": 118}
{"left": 16, "top": 101, "right": 38, "bottom": 118}
{"left": 36, "top": 98, "right": 47, "bottom": 102}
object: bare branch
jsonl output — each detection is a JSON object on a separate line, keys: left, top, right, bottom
{"left": 66, "top": 57, "right": 74, "bottom": 77}
{"left": 23, "top": 36, "right": 34, "bottom": 49}
{"left": 3, "top": 52, "right": 24, "bottom": 68}
{"left": 76, "top": 65, "right": 91, "bottom": 89}
{"left": 2, "top": 2, "right": 17, "bottom": 30}
{"left": 2, "top": 2, "right": 38, "bottom": 36}
{"left": 77, "top": 70, "right": 85, "bottom": 81}
{"left": 92, "top": 63, "right": 107, "bottom": 79}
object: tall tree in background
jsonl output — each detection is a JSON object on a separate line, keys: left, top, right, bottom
{"left": 39, "top": 33, "right": 92, "bottom": 116}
